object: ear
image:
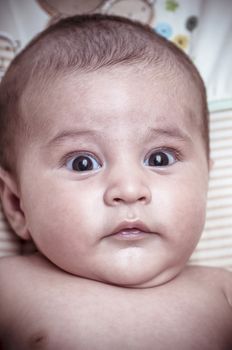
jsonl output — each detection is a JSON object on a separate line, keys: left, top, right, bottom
{"left": 0, "top": 167, "right": 30, "bottom": 240}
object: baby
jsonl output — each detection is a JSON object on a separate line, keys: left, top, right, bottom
{"left": 0, "top": 14, "right": 231, "bottom": 350}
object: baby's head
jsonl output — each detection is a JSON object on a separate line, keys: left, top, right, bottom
{"left": 0, "top": 14, "right": 209, "bottom": 288}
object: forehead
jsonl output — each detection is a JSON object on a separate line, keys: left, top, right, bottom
{"left": 22, "top": 65, "right": 203, "bottom": 139}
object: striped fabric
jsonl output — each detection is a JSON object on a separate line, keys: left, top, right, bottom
{"left": 0, "top": 202, "right": 22, "bottom": 257}
{"left": 190, "top": 104, "right": 232, "bottom": 270}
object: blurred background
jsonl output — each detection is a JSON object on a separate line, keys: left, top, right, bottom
{"left": 1, "top": 0, "right": 232, "bottom": 103}
{"left": 0, "top": 0, "right": 232, "bottom": 269}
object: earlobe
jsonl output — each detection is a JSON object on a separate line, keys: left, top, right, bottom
{"left": 0, "top": 167, "right": 30, "bottom": 240}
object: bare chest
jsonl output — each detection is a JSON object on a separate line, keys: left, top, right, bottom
{"left": 3, "top": 285, "right": 232, "bottom": 350}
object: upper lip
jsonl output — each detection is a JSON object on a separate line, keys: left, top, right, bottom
{"left": 110, "top": 220, "right": 153, "bottom": 236}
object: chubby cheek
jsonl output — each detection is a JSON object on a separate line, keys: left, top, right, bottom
{"left": 154, "top": 171, "right": 208, "bottom": 251}
{"left": 20, "top": 176, "right": 102, "bottom": 257}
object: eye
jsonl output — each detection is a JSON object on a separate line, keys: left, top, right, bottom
{"left": 66, "top": 154, "right": 101, "bottom": 172}
{"left": 144, "top": 149, "right": 177, "bottom": 167}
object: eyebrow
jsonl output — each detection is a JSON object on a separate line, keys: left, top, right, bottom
{"left": 145, "top": 126, "right": 192, "bottom": 143}
{"left": 47, "top": 129, "right": 99, "bottom": 147}
{"left": 46, "top": 125, "right": 192, "bottom": 148}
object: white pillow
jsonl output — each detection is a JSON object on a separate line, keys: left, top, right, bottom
{"left": 190, "top": 102, "right": 232, "bottom": 271}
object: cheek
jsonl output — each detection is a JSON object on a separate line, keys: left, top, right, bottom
{"left": 21, "top": 178, "right": 103, "bottom": 244}
{"left": 171, "top": 189, "right": 206, "bottom": 231}
{"left": 153, "top": 170, "right": 208, "bottom": 240}
{"left": 24, "top": 191, "right": 73, "bottom": 241}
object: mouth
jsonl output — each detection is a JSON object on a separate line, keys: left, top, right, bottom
{"left": 108, "top": 220, "right": 153, "bottom": 241}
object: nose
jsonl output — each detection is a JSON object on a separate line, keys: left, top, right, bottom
{"left": 103, "top": 167, "right": 152, "bottom": 206}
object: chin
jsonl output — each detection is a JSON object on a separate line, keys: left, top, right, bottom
{"left": 97, "top": 263, "right": 185, "bottom": 289}
{"left": 93, "top": 272, "right": 167, "bottom": 288}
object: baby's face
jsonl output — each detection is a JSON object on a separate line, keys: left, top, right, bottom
{"left": 17, "top": 66, "right": 209, "bottom": 288}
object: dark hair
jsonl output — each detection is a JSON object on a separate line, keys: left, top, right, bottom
{"left": 0, "top": 14, "right": 208, "bottom": 174}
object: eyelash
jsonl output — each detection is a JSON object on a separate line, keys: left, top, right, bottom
{"left": 144, "top": 147, "right": 183, "bottom": 166}
{"left": 60, "top": 151, "right": 102, "bottom": 168}
{"left": 60, "top": 147, "right": 183, "bottom": 172}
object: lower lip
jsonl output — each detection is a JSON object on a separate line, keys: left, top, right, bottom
{"left": 111, "top": 230, "right": 151, "bottom": 241}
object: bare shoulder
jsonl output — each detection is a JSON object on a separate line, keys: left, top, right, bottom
{"left": 0, "top": 255, "right": 32, "bottom": 333}
{"left": 0, "top": 254, "right": 30, "bottom": 285}
{"left": 0, "top": 253, "right": 45, "bottom": 300}
{"left": 0, "top": 253, "right": 34, "bottom": 271}
{"left": 0, "top": 252, "right": 67, "bottom": 279}
{"left": 184, "top": 264, "right": 232, "bottom": 286}
{"left": 0, "top": 254, "right": 64, "bottom": 315}
{"left": 0, "top": 253, "right": 78, "bottom": 297}
{"left": 185, "top": 264, "right": 232, "bottom": 280}
{"left": 185, "top": 265, "right": 232, "bottom": 307}
{"left": 0, "top": 253, "right": 48, "bottom": 288}
{"left": 220, "top": 267, "right": 232, "bottom": 308}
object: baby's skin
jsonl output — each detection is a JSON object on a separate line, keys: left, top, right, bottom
{"left": 0, "top": 253, "right": 232, "bottom": 349}
{"left": 0, "top": 63, "right": 232, "bottom": 349}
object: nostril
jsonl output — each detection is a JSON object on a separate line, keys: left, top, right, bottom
{"left": 113, "top": 196, "right": 147, "bottom": 204}
{"left": 114, "top": 198, "right": 122, "bottom": 203}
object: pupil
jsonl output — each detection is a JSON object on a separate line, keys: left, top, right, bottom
{"left": 149, "top": 152, "right": 169, "bottom": 166}
{"left": 72, "top": 156, "right": 93, "bottom": 171}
